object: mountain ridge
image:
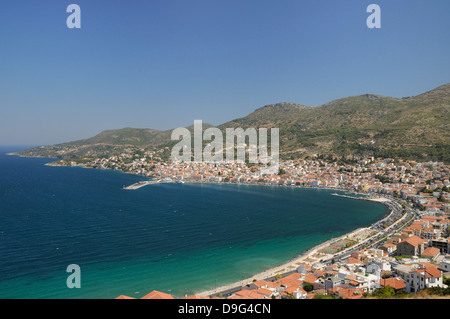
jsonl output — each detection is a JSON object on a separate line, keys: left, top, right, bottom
{"left": 14, "top": 83, "right": 450, "bottom": 163}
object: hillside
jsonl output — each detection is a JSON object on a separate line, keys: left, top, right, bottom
{"left": 221, "top": 84, "right": 450, "bottom": 162}
{"left": 14, "top": 84, "right": 450, "bottom": 163}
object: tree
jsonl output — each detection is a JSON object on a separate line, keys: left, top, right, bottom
{"left": 443, "top": 275, "right": 450, "bottom": 286}
{"left": 303, "top": 282, "right": 314, "bottom": 292}
{"left": 372, "top": 286, "right": 396, "bottom": 298}
{"left": 313, "top": 294, "right": 333, "bottom": 299}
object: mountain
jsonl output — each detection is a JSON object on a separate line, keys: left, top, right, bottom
{"left": 14, "top": 84, "right": 450, "bottom": 163}
{"left": 14, "top": 124, "right": 213, "bottom": 159}
{"left": 220, "top": 84, "right": 450, "bottom": 162}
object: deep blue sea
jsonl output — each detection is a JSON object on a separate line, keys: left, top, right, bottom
{"left": 0, "top": 146, "right": 388, "bottom": 299}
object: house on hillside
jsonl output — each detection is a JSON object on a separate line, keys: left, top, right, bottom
{"left": 396, "top": 235, "right": 427, "bottom": 257}
{"left": 405, "top": 264, "right": 445, "bottom": 293}
{"left": 380, "top": 277, "right": 407, "bottom": 292}
{"left": 420, "top": 246, "right": 440, "bottom": 261}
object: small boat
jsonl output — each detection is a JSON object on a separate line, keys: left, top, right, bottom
{"left": 176, "top": 180, "right": 185, "bottom": 184}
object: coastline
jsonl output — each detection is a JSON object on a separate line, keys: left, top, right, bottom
{"left": 7, "top": 155, "right": 396, "bottom": 298}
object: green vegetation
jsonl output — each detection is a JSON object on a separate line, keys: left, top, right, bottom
{"left": 423, "top": 287, "right": 450, "bottom": 296}
{"left": 371, "top": 286, "right": 408, "bottom": 298}
{"left": 375, "top": 175, "right": 392, "bottom": 184}
{"left": 394, "top": 255, "right": 413, "bottom": 261}
{"left": 303, "top": 283, "right": 314, "bottom": 292}
{"left": 312, "top": 294, "right": 334, "bottom": 299}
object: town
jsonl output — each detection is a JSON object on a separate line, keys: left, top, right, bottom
{"left": 52, "top": 147, "right": 450, "bottom": 299}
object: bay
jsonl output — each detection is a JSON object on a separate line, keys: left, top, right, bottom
{"left": 0, "top": 146, "right": 387, "bottom": 298}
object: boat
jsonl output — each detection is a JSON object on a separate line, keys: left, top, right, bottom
{"left": 176, "top": 180, "right": 185, "bottom": 184}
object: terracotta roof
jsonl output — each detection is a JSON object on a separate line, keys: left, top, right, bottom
{"left": 265, "top": 281, "right": 280, "bottom": 289}
{"left": 115, "top": 295, "right": 136, "bottom": 299}
{"left": 141, "top": 290, "right": 175, "bottom": 299}
{"left": 313, "top": 270, "right": 324, "bottom": 277}
{"left": 401, "top": 235, "right": 427, "bottom": 247}
{"left": 256, "top": 288, "right": 274, "bottom": 297}
{"left": 348, "top": 280, "right": 360, "bottom": 286}
{"left": 284, "top": 273, "right": 303, "bottom": 281}
{"left": 346, "top": 257, "right": 362, "bottom": 264}
{"left": 285, "top": 286, "right": 306, "bottom": 295}
{"left": 380, "top": 277, "right": 406, "bottom": 290}
{"left": 327, "top": 286, "right": 343, "bottom": 295}
{"left": 412, "top": 264, "right": 442, "bottom": 278}
{"left": 235, "top": 289, "right": 263, "bottom": 299}
{"left": 423, "top": 264, "right": 442, "bottom": 278}
{"left": 338, "top": 288, "right": 364, "bottom": 299}
{"left": 252, "top": 280, "right": 267, "bottom": 288}
{"left": 421, "top": 247, "right": 440, "bottom": 257}
{"left": 279, "top": 276, "right": 302, "bottom": 288}
{"left": 303, "top": 274, "right": 318, "bottom": 284}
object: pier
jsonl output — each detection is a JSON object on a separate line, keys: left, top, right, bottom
{"left": 123, "top": 180, "right": 160, "bottom": 190}
{"left": 123, "top": 177, "right": 178, "bottom": 190}
{"left": 331, "top": 193, "right": 367, "bottom": 201}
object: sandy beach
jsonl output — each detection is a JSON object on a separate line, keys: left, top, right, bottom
{"left": 197, "top": 225, "right": 377, "bottom": 297}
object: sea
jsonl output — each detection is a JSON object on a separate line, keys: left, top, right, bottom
{"left": 0, "top": 146, "right": 388, "bottom": 299}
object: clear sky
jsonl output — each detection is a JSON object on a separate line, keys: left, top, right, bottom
{"left": 0, "top": 0, "right": 449, "bottom": 145}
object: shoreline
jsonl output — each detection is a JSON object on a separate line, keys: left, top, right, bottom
{"left": 195, "top": 226, "right": 373, "bottom": 298}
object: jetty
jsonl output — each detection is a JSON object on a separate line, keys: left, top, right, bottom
{"left": 123, "top": 180, "right": 160, "bottom": 190}
{"left": 331, "top": 193, "right": 389, "bottom": 202}
{"left": 331, "top": 193, "right": 367, "bottom": 201}
{"left": 123, "top": 177, "right": 177, "bottom": 190}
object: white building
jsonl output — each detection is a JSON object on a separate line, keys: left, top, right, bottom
{"left": 438, "top": 258, "right": 450, "bottom": 273}
{"left": 405, "top": 264, "right": 445, "bottom": 293}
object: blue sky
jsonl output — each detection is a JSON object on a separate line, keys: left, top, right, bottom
{"left": 0, "top": 0, "right": 449, "bottom": 145}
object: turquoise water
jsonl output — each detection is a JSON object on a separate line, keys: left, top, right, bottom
{"left": 0, "top": 147, "right": 388, "bottom": 298}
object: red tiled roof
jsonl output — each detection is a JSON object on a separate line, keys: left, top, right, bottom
{"left": 402, "top": 235, "right": 427, "bottom": 247}
{"left": 412, "top": 264, "right": 442, "bottom": 279}
{"left": 303, "top": 274, "right": 318, "bottom": 284}
{"left": 421, "top": 247, "right": 440, "bottom": 257}
{"left": 115, "top": 295, "right": 136, "bottom": 299}
{"left": 252, "top": 280, "right": 267, "bottom": 288}
{"left": 347, "top": 257, "right": 361, "bottom": 264}
{"left": 380, "top": 278, "right": 406, "bottom": 290}
{"left": 141, "top": 290, "right": 175, "bottom": 299}
{"left": 338, "top": 288, "right": 364, "bottom": 299}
